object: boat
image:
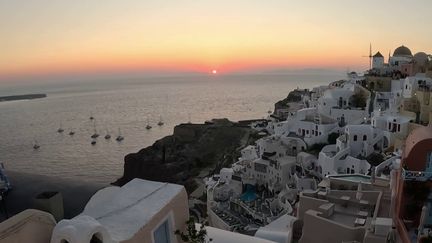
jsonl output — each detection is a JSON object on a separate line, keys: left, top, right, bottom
{"left": 91, "top": 139, "right": 97, "bottom": 145}
{"left": 0, "top": 163, "right": 12, "bottom": 194}
{"left": 69, "top": 129, "right": 75, "bottom": 136}
{"left": 33, "top": 140, "right": 40, "bottom": 150}
{"left": 91, "top": 121, "right": 99, "bottom": 138}
{"left": 157, "top": 116, "right": 164, "bottom": 126}
{"left": 146, "top": 119, "right": 152, "bottom": 130}
{"left": 116, "top": 128, "right": 124, "bottom": 142}
{"left": 104, "top": 129, "right": 111, "bottom": 139}
{"left": 89, "top": 112, "right": 94, "bottom": 120}
{"left": 57, "top": 122, "right": 64, "bottom": 133}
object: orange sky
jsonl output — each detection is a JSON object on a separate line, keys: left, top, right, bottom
{"left": 1, "top": 0, "right": 431, "bottom": 81}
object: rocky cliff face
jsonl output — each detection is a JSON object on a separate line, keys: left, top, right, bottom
{"left": 113, "top": 119, "right": 255, "bottom": 193}
{"left": 274, "top": 89, "right": 309, "bottom": 111}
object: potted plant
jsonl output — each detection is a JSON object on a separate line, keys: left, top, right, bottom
{"left": 175, "top": 218, "right": 212, "bottom": 243}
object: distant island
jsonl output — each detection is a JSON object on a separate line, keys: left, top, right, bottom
{"left": 0, "top": 93, "right": 47, "bottom": 102}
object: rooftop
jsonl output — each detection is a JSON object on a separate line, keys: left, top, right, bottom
{"left": 81, "top": 179, "right": 184, "bottom": 242}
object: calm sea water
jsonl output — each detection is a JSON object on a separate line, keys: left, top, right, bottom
{"left": 0, "top": 73, "right": 344, "bottom": 183}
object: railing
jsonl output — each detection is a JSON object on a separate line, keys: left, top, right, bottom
{"left": 231, "top": 198, "right": 265, "bottom": 221}
{"left": 402, "top": 169, "right": 432, "bottom": 181}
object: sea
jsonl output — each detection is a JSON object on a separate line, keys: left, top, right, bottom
{"left": 0, "top": 73, "right": 345, "bottom": 184}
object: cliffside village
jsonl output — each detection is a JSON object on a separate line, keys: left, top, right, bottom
{"left": 2, "top": 45, "right": 432, "bottom": 243}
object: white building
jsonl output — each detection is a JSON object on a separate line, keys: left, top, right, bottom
{"left": 317, "top": 82, "right": 370, "bottom": 125}
{"left": 389, "top": 45, "right": 413, "bottom": 67}
{"left": 402, "top": 74, "right": 432, "bottom": 98}
{"left": 242, "top": 154, "right": 297, "bottom": 193}
{"left": 372, "top": 52, "right": 384, "bottom": 69}
{"left": 317, "top": 125, "right": 384, "bottom": 177}
{"left": 274, "top": 108, "right": 339, "bottom": 147}
{"left": 51, "top": 179, "right": 189, "bottom": 243}
{"left": 371, "top": 110, "right": 413, "bottom": 148}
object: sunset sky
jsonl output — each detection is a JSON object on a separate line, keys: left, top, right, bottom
{"left": 1, "top": 0, "right": 431, "bottom": 81}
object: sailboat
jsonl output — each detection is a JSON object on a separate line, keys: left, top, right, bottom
{"left": 157, "top": 116, "right": 164, "bottom": 126}
{"left": 69, "top": 128, "right": 75, "bottom": 136}
{"left": 91, "top": 121, "right": 99, "bottom": 138}
{"left": 57, "top": 122, "right": 64, "bottom": 133}
{"left": 146, "top": 118, "right": 152, "bottom": 130}
{"left": 33, "top": 140, "right": 40, "bottom": 150}
{"left": 104, "top": 129, "right": 111, "bottom": 139}
{"left": 89, "top": 112, "right": 94, "bottom": 120}
{"left": 116, "top": 128, "right": 124, "bottom": 141}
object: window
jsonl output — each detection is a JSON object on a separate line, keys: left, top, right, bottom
{"left": 154, "top": 220, "right": 171, "bottom": 243}
{"left": 254, "top": 163, "right": 267, "bottom": 173}
{"left": 363, "top": 135, "right": 367, "bottom": 141}
{"left": 353, "top": 135, "right": 357, "bottom": 141}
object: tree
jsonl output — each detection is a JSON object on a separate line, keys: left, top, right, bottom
{"left": 350, "top": 92, "right": 367, "bottom": 108}
{"left": 175, "top": 217, "right": 212, "bottom": 243}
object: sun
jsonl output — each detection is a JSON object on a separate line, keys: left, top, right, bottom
{"left": 212, "top": 69, "right": 217, "bottom": 74}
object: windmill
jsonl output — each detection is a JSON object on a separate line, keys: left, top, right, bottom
{"left": 362, "top": 43, "right": 373, "bottom": 70}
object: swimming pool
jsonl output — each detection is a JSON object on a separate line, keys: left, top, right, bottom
{"left": 329, "top": 174, "right": 372, "bottom": 183}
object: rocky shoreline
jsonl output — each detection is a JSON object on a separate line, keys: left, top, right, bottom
{"left": 113, "top": 118, "right": 264, "bottom": 193}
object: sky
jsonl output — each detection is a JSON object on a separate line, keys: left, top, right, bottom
{"left": 1, "top": 0, "right": 431, "bottom": 82}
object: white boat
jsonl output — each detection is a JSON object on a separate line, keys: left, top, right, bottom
{"left": 91, "top": 139, "right": 97, "bottom": 145}
{"left": 0, "top": 163, "right": 12, "bottom": 193}
{"left": 116, "top": 128, "right": 124, "bottom": 142}
{"left": 146, "top": 118, "right": 152, "bottom": 130}
{"left": 91, "top": 121, "right": 99, "bottom": 138}
{"left": 33, "top": 140, "right": 40, "bottom": 150}
{"left": 105, "top": 129, "right": 111, "bottom": 139}
{"left": 157, "top": 116, "right": 164, "bottom": 126}
{"left": 57, "top": 122, "right": 64, "bottom": 133}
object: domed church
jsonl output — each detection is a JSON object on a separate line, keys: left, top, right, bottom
{"left": 370, "top": 44, "right": 431, "bottom": 78}
{"left": 389, "top": 45, "right": 413, "bottom": 67}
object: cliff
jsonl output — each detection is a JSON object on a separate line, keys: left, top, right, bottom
{"left": 113, "top": 119, "right": 257, "bottom": 193}
{"left": 274, "top": 89, "right": 309, "bottom": 111}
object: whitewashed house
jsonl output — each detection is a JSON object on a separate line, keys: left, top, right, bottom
{"left": 317, "top": 82, "right": 370, "bottom": 125}
{"left": 51, "top": 179, "right": 189, "bottom": 243}
{"left": 317, "top": 125, "right": 384, "bottom": 177}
